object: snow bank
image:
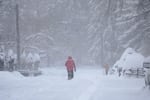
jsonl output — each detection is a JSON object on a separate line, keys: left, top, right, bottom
{"left": 0, "top": 68, "right": 100, "bottom": 100}
{"left": 114, "top": 48, "right": 144, "bottom": 69}
{"left": 0, "top": 71, "right": 24, "bottom": 80}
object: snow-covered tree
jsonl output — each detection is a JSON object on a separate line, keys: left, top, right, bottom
{"left": 1, "top": 0, "right": 150, "bottom": 67}
{"left": 87, "top": 0, "right": 118, "bottom": 65}
{"left": 0, "top": 0, "right": 16, "bottom": 42}
{"left": 87, "top": 0, "right": 150, "bottom": 66}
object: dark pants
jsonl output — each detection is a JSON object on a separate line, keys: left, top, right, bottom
{"left": 67, "top": 70, "right": 74, "bottom": 80}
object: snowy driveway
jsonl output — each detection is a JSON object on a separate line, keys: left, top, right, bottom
{"left": 0, "top": 67, "right": 149, "bottom": 100}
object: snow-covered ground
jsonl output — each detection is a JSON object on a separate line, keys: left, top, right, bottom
{"left": 0, "top": 67, "right": 150, "bottom": 100}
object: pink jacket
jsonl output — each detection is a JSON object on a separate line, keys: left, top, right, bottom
{"left": 65, "top": 56, "right": 76, "bottom": 71}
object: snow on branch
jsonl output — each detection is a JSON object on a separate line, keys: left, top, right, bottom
{"left": 25, "top": 33, "right": 54, "bottom": 42}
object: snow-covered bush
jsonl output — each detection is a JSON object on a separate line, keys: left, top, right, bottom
{"left": 33, "top": 53, "right": 40, "bottom": 63}
{"left": 26, "top": 53, "right": 33, "bottom": 64}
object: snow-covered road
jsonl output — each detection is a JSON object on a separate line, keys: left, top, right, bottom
{"left": 91, "top": 76, "right": 149, "bottom": 100}
{"left": 0, "top": 67, "right": 149, "bottom": 100}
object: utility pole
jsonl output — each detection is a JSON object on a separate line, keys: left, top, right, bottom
{"left": 16, "top": 4, "right": 21, "bottom": 70}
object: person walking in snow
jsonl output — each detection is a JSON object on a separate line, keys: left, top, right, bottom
{"left": 65, "top": 56, "right": 76, "bottom": 80}
{"left": 104, "top": 64, "right": 109, "bottom": 75}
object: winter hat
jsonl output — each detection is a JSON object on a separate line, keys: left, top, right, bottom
{"left": 68, "top": 56, "right": 72, "bottom": 59}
